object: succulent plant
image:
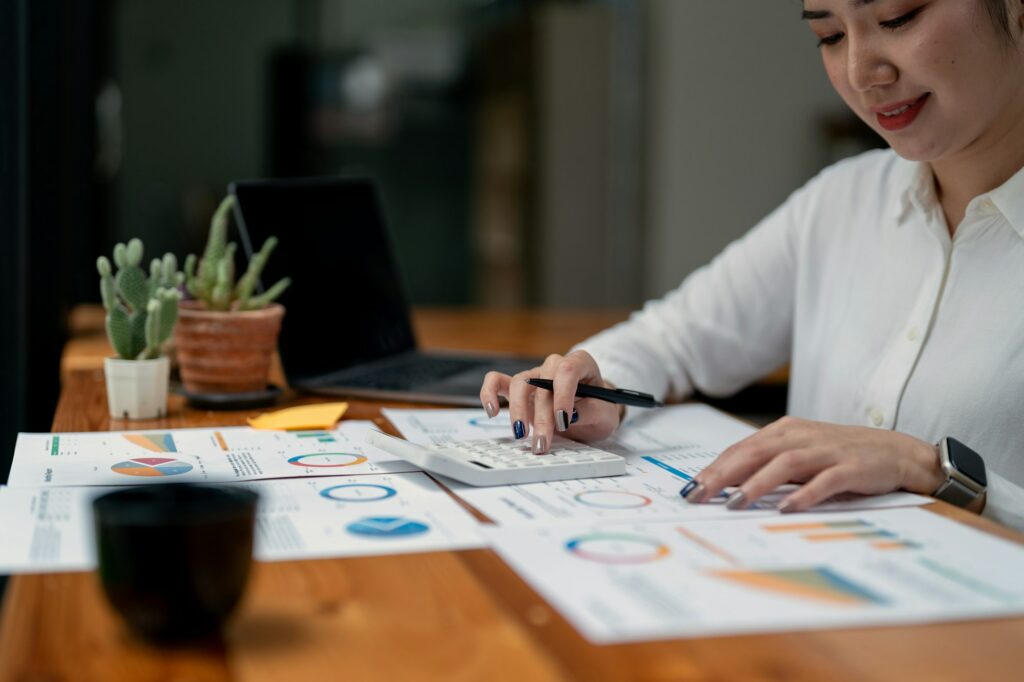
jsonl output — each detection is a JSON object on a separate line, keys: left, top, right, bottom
{"left": 97, "top": 238, "right": 183, "bottom": 360}
{"left": 183, "top": 195, "right": 291, "bottom": 311}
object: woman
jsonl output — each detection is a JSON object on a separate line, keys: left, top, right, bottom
{"left": 479, "top": 0, "right": 1024, "bottom": 530}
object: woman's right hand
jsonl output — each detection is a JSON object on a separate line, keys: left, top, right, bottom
{"left": 479, "top": 350, "right": 623, "bottom": 454}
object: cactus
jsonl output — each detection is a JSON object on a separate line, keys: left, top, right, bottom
{"left": 97, "top": 238, "right": 184, "bottom": 360}
{"left": 184, "top": 195, "right": 291, "bottom": 311}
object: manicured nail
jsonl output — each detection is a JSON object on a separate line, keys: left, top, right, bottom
{"left": 485, "top": 402, "right": 497, "bottom": 418}
{"left": 571, "top": 408, "right": 579, "bottom": 424}
{"left": 688, "top": 483, "right": 707, "bottom": 503}
{"left": 513, "top": 420, "right": 526, "bottom": 440}
{"left": 680, "top": 480, "right": 698, "bottom": 498}
{"left": 532, "top": 435, "right": 547, "bottom": 455}
{"left": 556, "top": 410, "right": 569, "bottom": 432}
{"left": 777, "top": 499, "right": 797, "bottom": 514}
{"left": 725, "top": 490, "right": 749, "bottom": 511}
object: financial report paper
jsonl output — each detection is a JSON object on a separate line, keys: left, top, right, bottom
{"left": 485, "top": 507, "right": 1024, "bottom": 642}
{"left": 8, "top": 421, "right": 420, "bottom": 488}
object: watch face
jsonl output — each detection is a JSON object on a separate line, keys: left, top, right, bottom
{"left": 947, "top": 438, "right": 987, "bottom": 487}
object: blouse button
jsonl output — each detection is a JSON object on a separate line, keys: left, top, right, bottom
{"left": 870, "top": 409, "right": 884, "bottom": 427}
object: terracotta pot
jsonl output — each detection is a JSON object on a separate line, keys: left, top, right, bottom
{"left": 175, "top": 302, "right": 285, "bottom": 393}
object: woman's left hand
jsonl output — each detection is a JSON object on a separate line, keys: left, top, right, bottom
{"left": 683, "top": 416, "right": 946, "bottom": 512}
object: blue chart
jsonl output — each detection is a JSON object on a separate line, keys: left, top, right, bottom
{"left": 347, "top": 516, "right": 430, "bottom": 538}
{"left": 320, "top": 484, "right": 397, "bottom": 502}
{"left": 467, "top": 417, "right": 507, "bottom": 429}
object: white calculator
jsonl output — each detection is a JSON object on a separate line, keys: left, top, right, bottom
{"left": 367, "top": 431, "right": 626, "bottom": 486}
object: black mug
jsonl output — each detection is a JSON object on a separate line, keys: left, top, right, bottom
{"left": 92, "top": 483, "right": 259, "bottom": 643}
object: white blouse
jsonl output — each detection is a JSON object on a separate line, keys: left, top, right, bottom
{"left": 578, "top": 149, "right": 1024, "bottom": 530}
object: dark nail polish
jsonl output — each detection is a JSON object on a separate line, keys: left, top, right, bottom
{"left": 725, "top": 490, "right": 749, "bottom": 511}
{"left": 556, "top": 410, "right": 569, "bottom": 432}
{"left": 570, "top": 408, "right": 579, "bottom": 424}
{"left": 513, "top": 420, "right": 526, "bottom": 440}
{"left": 680, "top": 480, "right": 698, "bottom": 498}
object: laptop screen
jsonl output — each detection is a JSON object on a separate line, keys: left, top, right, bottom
{"left": 230, "top": 177, "right": 417, "bottom": 383}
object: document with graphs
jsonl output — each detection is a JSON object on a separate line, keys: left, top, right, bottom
{"left": 485, "top": 507, "right": 1024, "bottom": 642}
{"left": 7, "top": 421, "right": 419, "bottom": 487}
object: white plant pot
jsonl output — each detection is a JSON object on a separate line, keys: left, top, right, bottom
{"left": 104, "top": 356, "right": 170, "bottom": 420}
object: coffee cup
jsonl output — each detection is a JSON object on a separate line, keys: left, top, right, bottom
{"left": 92, "top": 483, "right": 258, "bottom": 642}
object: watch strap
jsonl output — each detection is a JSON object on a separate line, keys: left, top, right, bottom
{"left": 933, "top": 476, "right": 980, "bottom": 509}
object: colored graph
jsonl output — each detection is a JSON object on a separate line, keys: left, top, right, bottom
{"left": 320, "top": 484, "right": 397, "bottom": 502}
{"left": 573, "top": 490, "right": 653, "bottom": 509}
{"left": 122, "top": 433, "right": 177, "bottom": 453}
{"left": 111, "top": 457, "right": 193, "bottom": 477}
{"left": 293, "top": 431, "right": 337, "bottom": 443}
{"left": 287, "top": 453, "right": 368, "bottom": 468}
{"left": 565, "top": 533, "right": 670, "bottom": 565}
{"left": 467, "top": 417, "right": 507, "bottom": 429}
{"left": 711, "top": 567, "right": 886, "bottom": 606}
{"left": 347, "top": 516, "right": 430, "bottom": 538}
{"left": 763, "top": 519, "right": 872, "bottom": 533}
{"left": 762, "top": 518, "right": 920, "bottom": 549}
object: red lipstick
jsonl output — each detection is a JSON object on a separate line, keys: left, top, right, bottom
{"left": 874, "top": 94, "right": 930, "bottom": 132}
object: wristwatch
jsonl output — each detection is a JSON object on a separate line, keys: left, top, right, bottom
{"left": 933, "top": 437, "right": 987, "bottom": 511}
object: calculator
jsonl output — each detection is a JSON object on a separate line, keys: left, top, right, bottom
{"left": 367, "top": 431, "right": 626, "bottom": 486}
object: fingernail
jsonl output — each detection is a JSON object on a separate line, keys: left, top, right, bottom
{"left": 688, "top": 483, "right": 707, "bottom": 503}
{"left": 556, "top": 410, "right": 569, "bottom": 432}
{"left": 513, "top": 420, "right": 526, "bottom": 440}
{"left": 725, "top": 490, "right": 749, "bottom": 511}
{"left": 777, "top": 499, "right": 797, "bottom": 514}
{"left": 485, "top": 402, "right": 497, "bottom": 418}
{"left": 680, "top": 480, "right": 698, "bottom": 498}
{"left": 532, "top": 435, "right": 547, "bottom": 455}
{"left": 571, "top": 408, "right": 579, "bottom": 424}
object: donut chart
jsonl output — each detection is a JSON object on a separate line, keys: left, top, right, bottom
{"left": 320, "top": 484, "right": 397, "bottom": 502}
{"left": 287, "top": 453, "right": 368, "bottom": 468}
{"left": 565, "top": 532, "right": 670, "bottom": 565}
{"left": 573, "top": 490, "right": 653, "bottom": 509}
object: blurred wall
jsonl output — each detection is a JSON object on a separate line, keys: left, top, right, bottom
{"left": 643, "top": 0, "right": 845, "bottom": 298}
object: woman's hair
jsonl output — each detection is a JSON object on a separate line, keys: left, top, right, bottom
{"left": 984, "top": 0, "right": 1014, "bottom": 41}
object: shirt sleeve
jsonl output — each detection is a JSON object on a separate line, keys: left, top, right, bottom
{"left": 982, "top": 470, "right": 1024, "bottom": 532}
{"left": 574, "top": 179, "right": 814, "bottom": 404}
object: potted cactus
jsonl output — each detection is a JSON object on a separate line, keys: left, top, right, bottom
{"left": 174, "top": 195, "right": 291, "bottom": 394}
{"left": 97, "top": 239, "right": 184, "bottom": 419}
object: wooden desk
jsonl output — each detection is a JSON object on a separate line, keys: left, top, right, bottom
{"left": 3, "top": 310, "right": 1022, "bottom": 681}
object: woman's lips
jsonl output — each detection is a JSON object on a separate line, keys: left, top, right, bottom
{"left": 875, "top": 93, "right": 930, "bottom": 132}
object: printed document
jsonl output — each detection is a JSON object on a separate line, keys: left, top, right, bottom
{"left": 8, "top": 421, "right": 419, "bottom": 488}
{"left": 485, "top": 507, "right": 1024, "bottom": 642}
{"left": 0, "top": 472, "right": 484, "bottom": 574}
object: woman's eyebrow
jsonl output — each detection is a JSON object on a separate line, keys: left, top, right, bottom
{"left": 802, "top": 0, "right": 878, "bottom": 21}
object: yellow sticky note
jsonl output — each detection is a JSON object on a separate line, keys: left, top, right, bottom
{"left": 248, "top": 402, "right": 349, "bottom": 431}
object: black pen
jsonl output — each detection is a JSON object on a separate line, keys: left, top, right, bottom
{"left": 526, "top": 378, "right": 664, "bottom": 409}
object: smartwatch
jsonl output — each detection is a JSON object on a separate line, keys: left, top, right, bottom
{"left": 933, "top": 437, "right": 987, "bottom": 511}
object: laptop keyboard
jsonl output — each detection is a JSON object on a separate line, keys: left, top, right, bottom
{"left": 337, "top": 356, "right": 489, "bottom": 390}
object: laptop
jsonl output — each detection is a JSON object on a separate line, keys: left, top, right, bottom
{"left": 228, "top": 177, "right": 539, "bottom": 405}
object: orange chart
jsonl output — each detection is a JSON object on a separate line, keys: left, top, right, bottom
{"left": 711, "top": 567, "right": 886, "bottom": 606}
{"left": 122, "top": 433, "right": 177, "bottom": 453}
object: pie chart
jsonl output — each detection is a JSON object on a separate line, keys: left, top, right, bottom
{"left": 346, "top": 516, "right": 429, "bottom": 538}
{"left": 111, "top": 457, "right": 193, "bottom": 477}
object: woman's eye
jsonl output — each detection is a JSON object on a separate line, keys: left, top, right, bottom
{"left": 818, "top": 33, "right": 844, "bottom": 47}
{"left": 880, "top": 6, "right": 923, "bottom": 30}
